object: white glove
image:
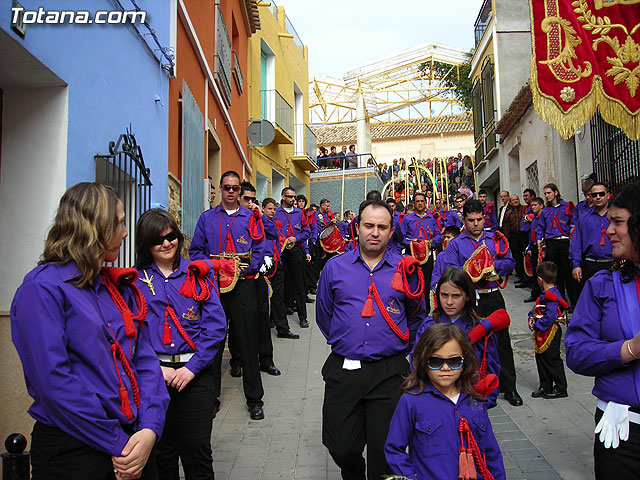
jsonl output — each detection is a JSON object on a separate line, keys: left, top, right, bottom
{"left": 263, "top": 256, "right": 273, "bottom": 270}
{"left": 595, "top": 401, "right": 630, "bottom": 449}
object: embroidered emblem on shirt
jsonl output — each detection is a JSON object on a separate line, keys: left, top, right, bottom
{"left": 295, "top": 224, "right": 301, "bottom": 230}
{"left": 140, "top": 271, "right": 155, "bottom": 296}
{"left": 386, "top": 299, "right": 401, "bottom": 314}
{"left": 182, "top": 306, "right": 199, "bottom": 322}
{"left": 236, "top": 235, "right": 248, "bottom": 245}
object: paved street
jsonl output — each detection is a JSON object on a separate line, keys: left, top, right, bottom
{"left": 209, "top": 281, "right": 597, "bottom": 480}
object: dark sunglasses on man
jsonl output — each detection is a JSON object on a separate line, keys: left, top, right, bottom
{"left": 222, "top": 185, "right": 241, "bottom": 192}
{"left": 591, "top": 191, "right": 607, "bottom": 198}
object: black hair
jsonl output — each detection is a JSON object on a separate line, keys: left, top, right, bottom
{"left": 523, "top": 188, "right": 536, "bottom": 198}
{"left": 610, "top": 181, "right": 640, "bottom": 282}
{"left": 478, "top": 189, "right": 488, "bottom": 196}
{"left": 366, "top": 190, "right": 382, "bottom": 201}
{"left": 220, "top": 170, "right": 241, "bottom": 185}
{"left": 240, "top": 181, "right": 256, "bottom": 196}
{"left": 413, "top": 192, "right": 426, "bottom": 202}
{"left": 296, "top": 194, "right": 308, "bottom": 203}
{"left": 590, "top": 182, "right": 609, "bottom": 192}
{"left": 543, "top": 183, "right": 562, "bottom": 203}
{"left": 262, "top": 197, "right": 277, "bottom": 208}
{"left": 463, "top": 199, "right": 483, "bottom": 217}
{"left": 532, "top": 197, "right": 545, "bottom": 205}
{"left": 537, "top": 261, "right": 557, "bottom": 284}
{"left": 135, "top": 208, "right": 184, "bottom": 271}
{"left": 320, "top": 198, "right": 330, "bottom": 206}
{"left": 443, "top": 225, "right": 461, "bottom": 237}
{"left": 385, "top": 197, "right": 396, "bottom": 205}
{"left": 281, "top": 186, "right": 295, "bottom": 196}
{"left": 357, "top": 200, "right": 393, "bottom": 227}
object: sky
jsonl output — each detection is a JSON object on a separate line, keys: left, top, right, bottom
{"left": 280, "top": 0, "right": 483, "bottom": 79}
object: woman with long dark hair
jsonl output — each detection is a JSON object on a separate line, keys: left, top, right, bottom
{"left": 134, "top": 208, "right": 226, "bottom": 479}
{"left": 11, "top": 183, "right": 169, "bottom": 480}
{"left": 565, "top": 181, "right": 640, "bottom": 479}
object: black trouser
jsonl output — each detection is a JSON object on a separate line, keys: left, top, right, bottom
{"left": 509, "top": 232, "right": 528, "bottom": 282}
{"left": 534, "top": 325, "right": 567, "bottom": 393}
{"left": 212, "top": 278, "right": 264, "bottom": 406}
{"left": 529, "top": 244, "right": 541, "bottom": 299}
{"left": 31, "top": 422, "right": 158, "bottom": 480}
{"left": 157, "top": 364, "right": 215, "bottom": 479}
{"left": 255, "top": 275, "right": 275, "bottom": 367}
{"left": 282, "top": 245, "right": 307, "bottom": 323}
{"left": 304, "top": 241, "right": 317, "bottom": 291}
{"left": 477, "top": 290, "right": 517, "bottom": 394}
{"left": 594, "top": 408, "right": 640, "bottom": 480}
{"left": 545, "top": 238, "right": 579, "bottom": 306}
{"left": 321, "top": 352, "right": 408, "bottom": 480}
{"left": 269, "top": 266, "right": 291, "bottom": 335}
{"left": 580, "top": 260, "right": 613, "bottom": 294}
{"left": 421, "top": 254, "right": 434, "bottom": 314}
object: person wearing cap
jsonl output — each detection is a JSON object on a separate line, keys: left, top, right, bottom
{"left": 11, "top": 182, "right": 169, "bottom": 479}
{"left": 316, "top": 199, "right": 426, "bottom": 480}
{"left": 135, "top": 208, "right": 226, "bottom": 478}
{"left": 189, "top": 170, "right": 267, "bottom": 420}
{"left": 570, "top": 182, "right": 613, "bottom": 292}
{"left": 436, "top": 199, "right": 522, "bottom": 407}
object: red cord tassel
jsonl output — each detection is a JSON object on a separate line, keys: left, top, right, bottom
{"left": 600, "top": 228, "right": 606, "bottom": 246}
{"left": 361, "top": 285, "right": 375, "bottom": 317}
{"left": 225, "top": 233, "right": 235, "bottom": 253}
{"left": 163, "top": 309, "right": 172, "bottom": 344}
{"left": 391, "top": 266, "right": 404, "bottom": 292}
{"left": 119, "top": 386, "right": 133, "bottom": 420}
{"left": 122, "top": 310, "right": 136, "bottom": 338}
{"left": 178, "top": 272, "right": 194, "bottom": 297}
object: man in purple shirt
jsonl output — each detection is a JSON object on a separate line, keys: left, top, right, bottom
{"left": 572, "top": 176, "right": 595, "bottom": 225}
{"left": 479, "top": 189, "right": 498, "bottom": 232}
{"left": 316, "top": 199, "right": 426, "bottom": 480}
{"left": 436, "top": 199, "right": 522, "bottom": 406}
{"left": 570, "top": 182, "right": 613, "bottom": 292}
{"left": 189, "top": 170, "right": 267, "bottom": 420}
{"left": 275, "top": 187, "right": 311, "bottom": 328}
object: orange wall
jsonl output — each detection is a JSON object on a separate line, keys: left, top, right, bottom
{"left": 169, "top": 0, "right": 251, "bottom": 184}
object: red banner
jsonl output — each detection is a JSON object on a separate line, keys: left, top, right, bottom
{"left": 530, "top": 0, "right": 640, "bottom": 140}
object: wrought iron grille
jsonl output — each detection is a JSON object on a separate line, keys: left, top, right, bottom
{"left": 95, "top": 131, "right": 152, "bottom": 267}
{"left": 526, "top": 160, "right": 539, "bottom": 195}
{"left": 215, "top": 4, "right": 232, "bottom": 106}
{"left": 590, "top": 111, "right": 640, "bottom": 193}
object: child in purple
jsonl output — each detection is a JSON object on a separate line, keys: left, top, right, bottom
{"left": 385, "top": 323, "right": 505, "bottom": 480}
{"left": 528, "top": 261, "right": 569, "bottom": 399}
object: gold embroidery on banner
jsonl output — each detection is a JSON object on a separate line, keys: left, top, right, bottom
{"left": 560, "top": 86, "right": 577, "bottom": 101}
{"left": 573, "top": 0, "right": 640, "bottom": 97}
{"left": 594, "top": 0, "right": 640, "bottom": 10}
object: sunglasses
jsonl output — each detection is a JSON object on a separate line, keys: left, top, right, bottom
{"left": 283, "top": 194, "right": 296, "bottom": 198}
{"left": 591, "top": 191, "right": 607, "bottom": 198}
{"left": 243, "top": 195, "right": 257, "bottom": 202}
{"left": 427, "top": 356, "right": 464, "bottom": 370}
{"left": 151, "top": 230, "right": 179, "bottom": 246}
{"left": 221, "top": 185, "right": 241, "bottom": 192}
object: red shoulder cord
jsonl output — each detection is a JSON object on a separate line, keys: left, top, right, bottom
{"left": 391, "top": 257, "right": 425, "bottom": 300}
{"left": 457, "top": 415, "right": 495, "bottom": 480}
{"left": 162, "top": 304, "right": 197, "bottom": 351}
{"left": 349, "top": 221, "right": 358, "bottom": 249}
{"left": 360, "top": 275, "right": 410, "bottom": 341}
{"left": 478, "top": 332, "right": 492, "bottom": 381}
{"left": 109, "top": 337, "right": 140, "bottom": 420}
{"left": 248, "top": 209, "right": 265, "bottom": 241}
{"left": 493, "top": 231, "right": 509, "bottom": 258}
{"left": 178, "top": 261, "right": 216, "bottom": 302}
{"left": 552, "top": 215, "right": 569, "bottom": 236}
{"left": 101, "top": 268, "right": 147, "bottom": 339}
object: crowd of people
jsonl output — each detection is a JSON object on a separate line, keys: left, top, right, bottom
{"left": 8, "top": 170, "right": 640, "bottom": 480}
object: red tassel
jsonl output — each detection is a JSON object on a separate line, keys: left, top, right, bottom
{"left": 361, "top": 287, "right": 375, "bottom": 317}
{"left": 600, "top": 228, "right": 606, "bottom": 246}
{"left": 179, "top": 272, "right": 194, "bottom": 297}
{"left": 459, "top": 448, "right": 470, "bottom": 480}
{"left": 119, "top": 386, "right": 134, "bottom": 420}
{"left": 225, "top": 233, "right": 235, "bottom": 253}
{"left": 391, "top": 266, "right": 404, "bottom": 292}
{"left": 163, "top": 311, "right": 172, "bottom": 345}
{"left": 122, "top": 310, "right": 136, "bottom": 338}
{"left": 465, "top": 451, "right": 477, "bottom": 479}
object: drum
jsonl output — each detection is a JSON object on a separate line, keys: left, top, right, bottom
{"left": 319, "top": 224, "right": 347, "bottom": 254}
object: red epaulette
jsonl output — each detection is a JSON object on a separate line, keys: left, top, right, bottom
{"left": 565, "top": 201, "right": 575, "bottom": 216}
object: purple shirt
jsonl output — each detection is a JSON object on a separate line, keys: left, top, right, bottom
{"left": 398, "top": 212, "right": 443, "bottom": 249}
{"left": 340, "top": 220, "right": 350, "bottom": 239}
{"left": 11, "top": 262, "right": 169, "bottom": 456}
{"left": 569, "top": 208, "right": 612, "bottom": 268}
{"left": 444, "top": 209, "right": 464, "bottom": 229}
{"left": 136, "top": 256, "right": 227, "bottom": 376}
{"left": 565, "top": 271, "right": 640, "bottom": 407}
{"left": 433, "top": 231, "right": 515, "bottom": 291}
{"left": 316, "top": 249, "right": 426, "bottom": 360}
{"left": 529, "top": 286, "right": 565, "bottom": 332}
{"left": 520, "top": 204, "right": 534, "bottom": 233}
{"left": 415, "top": 313, "right": 501, "bottom": 407}
{"left": 385, "top": 384, "right": 505, "bottom": 480}
{"left": 539, "top": 200, "right": 573, "bottom": 239}
{"left": 528, "top": 212, "right": 544, "bottom": 248}
{"left": 483, "top": 202, "right": 498, "bottom": 231}
{"left": 189, "top": 205, "right": 266, "bottom": 276}
{"left": 274, "top": 205, "right": 310, "bottom": 245}
{"left": 262, "top": 216, "right": 281, "bottom": 260}
{"left": 573, "top": 199, "right": 591, "bottom": 224}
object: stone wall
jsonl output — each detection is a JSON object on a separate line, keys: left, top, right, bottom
{"left": 310, "top": 172, "right": 384, "bottom": 218}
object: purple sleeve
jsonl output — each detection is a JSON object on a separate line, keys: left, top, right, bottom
{"left": 569, "top": 221, "right": 583, "bottom": 269}
{"left": 130, "top": 320, "right": 169, "bottom": 441}
{"left": 264, "top": 217, "right": 278, "bottom": 241}
{"left": 10, "top": 280, "right": 131, "bottom": 456}
{"left": 384, "top": 395, "right": 416, "bottom": 478}
{"left": 565, "top": 275, "right": 626, "bottom": 377}
{"left": 247, "top": 236, "right": 266, "bottom": 276}
{"left": 431, "top": 253, "right": 445, "bottom": 292}
{"left": 430, "top": 218, "right": 442, "bottom": 247}
{"left": 184, "top": 278, "right": 227, "bottom": 375}
{"left": 315, "top": 262, "right": 334, "bottom": 340}
{"left": 494, "top": 247, "right": 515, "bottom": 276}
{"left": 534, "top": 300, "right": 559, "bottom": 332}
{"left": 296, "top": 213, "right": 310, "bottom": 242}
{"left": 188, "top": 213, "right": 209, "bottom": 260}
{"left": 398, "top": 217, "right": 409, "bottom": 248}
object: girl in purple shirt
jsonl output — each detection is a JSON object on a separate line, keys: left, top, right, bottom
{"left": 385, "top": 323, "right": 505, "bottom": 479}
{"left": 11, "top": 183, "right": 169, "bottom": 480}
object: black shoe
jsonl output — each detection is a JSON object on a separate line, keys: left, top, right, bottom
{"left": 523, "top": 296, "right": 536, "bottom": 303}
{"left": 260, "top": 364, "right": 281, "bottom": 376}
{"left": 305, "top": 296, "right": 315, "bottom": 303}
{"left": 542, "top": 388, "right": 568, "bottom": 399}
{"left": 531, "top": 388, "right": 547, "bottom": 398}
{"left": 277, "top": 331, "right": 300, "bottom": 339}
{"left": 248, "top": 405, "right": 265, "bottom": 420}
{"left": 230, "top": 364, "right": 242, "bottom": 377}
{"left": 213, "top": 400, "right": 221, "bottom": 418}
{"left": 504, "top": 391, "right": 523, "bottom": 406}
{"left": 269, "top": 321, "right": 275, "bottom": 328}
{"left": 309, "top": 287, "right": 317, "bottom": 295}
{"left": 300, "top": 319, "right": 309, "bottom": 328}
{"left": 285, "top": 307, "right": 295, "bottom": 316}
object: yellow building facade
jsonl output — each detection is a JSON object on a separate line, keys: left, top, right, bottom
{"left": 247, "top": 3, "right": 316, "bottom": 201}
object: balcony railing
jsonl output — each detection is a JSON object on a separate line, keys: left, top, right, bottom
{"left": 474, "top": 0, "right": 493, "bottom": 47}
{"left": 232, "top": 51, "right": 243, "bottom": 94}
{"left": 260, "top": 89, "right": 292, "bottom": 139}
{"left": 293, "top": 124, "right": 318, "bottom": 160}
{"left": 214, "top": 4, "right": 232, "bottom": 105}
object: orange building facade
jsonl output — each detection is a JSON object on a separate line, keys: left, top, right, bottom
{"left": 169, "top": 0, "right": 260, "bottom": 240}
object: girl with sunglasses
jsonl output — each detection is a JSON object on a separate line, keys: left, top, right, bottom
{"left": 414, "top": 267, "right": 510, "bottom": 408}
{"left": 385, "top": 323, "right": 505, "bottom": 479}
{"left": 134, "top": 209, "right": 227, "bottom": 479}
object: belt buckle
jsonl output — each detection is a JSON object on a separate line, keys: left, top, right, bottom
{"left": 170, "top": 354, "right": 180, "bottom": 363}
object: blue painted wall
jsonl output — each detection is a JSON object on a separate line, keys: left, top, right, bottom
{"left": 0, "top": 0, "right": 171, "bottom": 207}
